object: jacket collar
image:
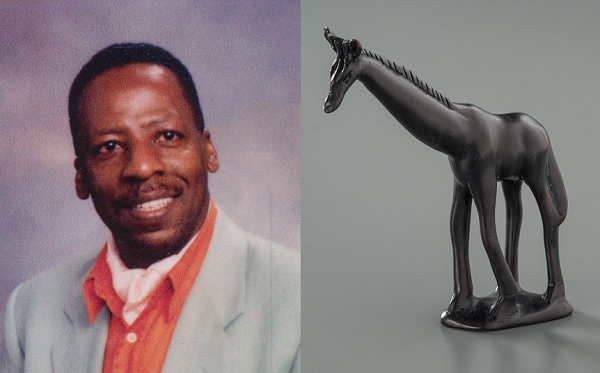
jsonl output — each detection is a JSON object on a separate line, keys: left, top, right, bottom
{"left": 52, "top": 209, "right": 248, "bottom": 373}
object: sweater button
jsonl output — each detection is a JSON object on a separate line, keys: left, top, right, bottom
{"left": 126, "top": 332, "right": 138, "bottom": 343}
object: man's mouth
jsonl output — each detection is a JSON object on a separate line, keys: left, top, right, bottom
{"left": 132, "top": 197, "right": 174, "bottom": 212}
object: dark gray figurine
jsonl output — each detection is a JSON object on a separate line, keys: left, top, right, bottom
{"left": 323, "top": 27, "right": 572, "bottom": 330}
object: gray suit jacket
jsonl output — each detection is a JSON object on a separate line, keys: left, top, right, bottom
{"left": 2, "top": 211, "right": 300, "bottom": 373}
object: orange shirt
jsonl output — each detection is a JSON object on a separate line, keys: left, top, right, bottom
{"left": 83, "top": 202, "right": 217, "bottom": 373}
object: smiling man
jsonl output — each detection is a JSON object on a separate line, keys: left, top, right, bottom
{"left": 2, "top": 44, "right": 300, "bottom": 373}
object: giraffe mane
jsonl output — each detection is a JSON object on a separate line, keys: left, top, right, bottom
{"left": 362, "top": 49, "right": 453, "bottom": 110}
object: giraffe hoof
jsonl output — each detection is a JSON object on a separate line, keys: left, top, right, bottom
{"left": 441, "top": 290, "right": 573, "bottom": 331}
{"left": 440, "top": 296, "right": 489, "bottom": 330}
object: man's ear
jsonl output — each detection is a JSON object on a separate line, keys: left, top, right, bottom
{"left": 74, "top": 158, "right": 90, "bottom": 200}
{"left": 203, "top": 130, "right": 219, "bottom": 173}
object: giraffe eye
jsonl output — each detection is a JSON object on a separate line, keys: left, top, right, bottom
{"left": 343, "top": 70, "right": 352, "bottom": 84}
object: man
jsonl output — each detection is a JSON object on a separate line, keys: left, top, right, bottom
{"left": 2, "top": 44, "right": 300, "bottom": 373}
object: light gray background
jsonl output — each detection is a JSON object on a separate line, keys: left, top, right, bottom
{"left": 302, "top": 0, "right": 600, "bottom": 372}
{"left": 0, "top": 0, "right": 299, "bottom": 352}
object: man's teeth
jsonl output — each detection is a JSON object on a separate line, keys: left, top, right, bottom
{"left": 132, "top": 198, "right": 173, "bottom": 212}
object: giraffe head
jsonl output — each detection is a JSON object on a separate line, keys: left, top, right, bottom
{"left": 323, "top": 27, "right": 362, "bottom": 113}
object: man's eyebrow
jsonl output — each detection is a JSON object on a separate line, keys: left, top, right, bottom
{"left": 88, "top": 114, "right": 176, "bottom": 136}
{"left": 141, "top": 115, "right": 172, "bottom": 129}
{"left": 90, "top": 128, "right": 126, "bottom": 137}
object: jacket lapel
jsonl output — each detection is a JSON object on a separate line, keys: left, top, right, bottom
{"left": 51, "top": 280, "right": 108, "bottom": 373}
{"left": 50, "top": 210, "right": 248, "bottom": 373}
{"left": 162, "top": 211, "right": 248, "bottom": 373}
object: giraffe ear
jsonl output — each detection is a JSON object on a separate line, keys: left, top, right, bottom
{"left": 349, "top": 39, "right": 362, "bottom": 59}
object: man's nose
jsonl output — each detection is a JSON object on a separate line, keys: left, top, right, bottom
{"left": 121, "top": 142, "right": 165, "bottom": 181}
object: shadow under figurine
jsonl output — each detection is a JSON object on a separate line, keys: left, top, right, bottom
{"left": 322, "top": 27, "right": 572, "bottom": 331}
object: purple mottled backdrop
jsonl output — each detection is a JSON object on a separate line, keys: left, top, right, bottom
{"left": 0, "top": 0, "right": 300, "bottom": 347}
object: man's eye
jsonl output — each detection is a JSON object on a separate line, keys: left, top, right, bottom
{"left": 157, "top": 131, "right": 183, "bottom": 143}
{"left": 96, "top": 141, "right": 120, "bottom": 154}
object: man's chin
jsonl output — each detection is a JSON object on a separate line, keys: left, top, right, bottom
{"left": 114, "top": 229, "right": 190, "bottom": 262}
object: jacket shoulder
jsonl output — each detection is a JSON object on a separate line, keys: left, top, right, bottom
{"left": 246, "top": 234, "right": 300, "bottom": 292}
{"left": 11, "top": 250, "right": 98, "bottom": 307}
{"left": 2, "top": 250, "right": 99, "bottom": 372}
{"left": 6, "top": 250, "right": 98, "bottom": 340}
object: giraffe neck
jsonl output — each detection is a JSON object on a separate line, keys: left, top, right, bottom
{"left": 362, "top": 49, "right": 453, "bottom": 109}
{"left": 357, "top": 50, "right": 466, "bottom": 156}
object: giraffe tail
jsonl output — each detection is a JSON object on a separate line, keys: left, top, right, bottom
{"left": 547, "top": 145, "right": 568, "bottom": 223}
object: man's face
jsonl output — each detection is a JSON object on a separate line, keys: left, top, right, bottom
{"left": 75, "top": 63, "right": 218, "bottom": 266}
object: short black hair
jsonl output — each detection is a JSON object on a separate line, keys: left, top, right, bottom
{"left": 68, "top": 43, "right": 204, "bottom": 157}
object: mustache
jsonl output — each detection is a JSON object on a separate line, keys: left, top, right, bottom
{"left": 115, "top": 179, "right": 184, "bottom": 208}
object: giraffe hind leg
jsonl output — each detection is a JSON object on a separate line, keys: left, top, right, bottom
{"left": 501, "top": 180, "right": 523, "bottom": 283}
{"left": 474, "top": 161, "right": 572, "bottom": 329}
{"left": 502, "top": 157, "right": 573, "bottom": 325}
{"left": 526, "top": 175, "right": 568, "bottom": 299}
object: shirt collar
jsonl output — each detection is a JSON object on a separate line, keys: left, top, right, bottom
{"left": 82, "top": 245, "right": 122, "bottom": 324}
{"left": 82, "top": 199, "right": 218, "bottom": 324}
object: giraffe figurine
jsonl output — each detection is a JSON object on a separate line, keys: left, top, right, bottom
{"left": 323, "top": 27, "right": 572, "bottom": 330}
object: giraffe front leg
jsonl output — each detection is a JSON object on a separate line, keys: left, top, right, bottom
{"left": 471, "top": 175, "right": 520, "bottom": 329}
{"left": 440, "top": 181, "right": 485, "bottom": 329}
